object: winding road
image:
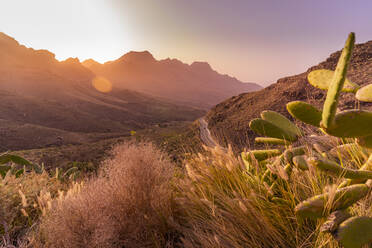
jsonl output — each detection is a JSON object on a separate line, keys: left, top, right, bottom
{"left": 198, "top": 118, "right": 218, "bottom": 148}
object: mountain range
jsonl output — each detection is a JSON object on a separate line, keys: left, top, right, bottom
{"left": 0, "top": 32, "right": 261, "bottom": 151}
{"left": 207, "top": 39, "right": 372, "bottom": 150}
{"left": 82, "top": 51, "right": 261, "bottom": 108}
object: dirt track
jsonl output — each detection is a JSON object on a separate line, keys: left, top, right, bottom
{"left": 198, "top": 118, "right": 218, "bottom": 148}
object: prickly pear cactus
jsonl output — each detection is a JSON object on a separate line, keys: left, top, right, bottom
{"left": 292, "top": 155, "right": 309, "bottom": 171}
{"left": 321, "top": 33, "right": 355, "bottom": 129}
{"left": 0, "top": 153, "right": 34, "bottom": 178}
{"left": 250, "top": 33, "right": 372, "bottom": 248}
{"left": 336, "top": 216, "right": 372, "bottom": 248}
{"left": 338, "top": 154, "right": 372, "bottom": 188}
{"left": 0, "top": 154, "right": 31, "bottom": 166}
{"left": 254, "top": 137, "right": 290, "bottom": 145}
{"left": 295, "top": 184, "right": 368, "bottom": 219}
{"left": 286, "top": 101, "right": 322, "bottom": 127}
{"left": 307, "top": 69, "right": 359, "bottom": 93}
{"left": 247, "top": 33, "right": 372, "bottom": 247}
{"left": 241, "top": 149, "right": 281, "bottom": 163}
{"left": 260, "top": 110, "right": 302, "bottom": 137}
{"left": 308, "top": 156, "right": 372, "bottom": 180}
{"left": 292, "top": 33, "right": 372, "bottom": 147}
{"left": 249, "top": 118, "right": 298, "bottom": 141}
{"left": 292, "top": 33, "right": 372, "bottom": 248}
{"left": 357, "top": 135, "right": 372, "bottom": 149}
{"left": 355, "top": 83, "right": 372, "bottom": 102}
{"left": 325, "top": 110, "right": 372, "bottom": 138}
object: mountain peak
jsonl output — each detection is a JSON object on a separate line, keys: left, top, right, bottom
{"left": 82, "top": 59, "right": 101, "bottom": 67}
{"left": 0, "top": 32, "right": 56, "bottom": 66}
{"left": 0, "top": 32, "right": 19, "bottom": 46}
{"left": 190, "top": 61, "right": 213, "bottom": 71}
{"left": 118, "top": 50, "right": 155, "bottom": 63}
{"left": 62, "top": 57, "right": 81, "bottom": 64}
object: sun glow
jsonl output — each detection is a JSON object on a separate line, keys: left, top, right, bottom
{"left": 0, "top": 0, "right": 132, "bottom": 63}
{"left": 92, "top": 77, "right": 112, "bottom": 93}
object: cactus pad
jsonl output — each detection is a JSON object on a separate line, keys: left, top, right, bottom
{"left": 242, "top": 149, "right": 281, "bottom": 162}
{"left": 338, "top": 155, "right": 372, "bottom": 188}
{"left": 0, "top": 154, "right": 32, "bottom": 166}
{"left": 357, "top": 135, "right": 372, "bottom": 149}
{"left": 286, "top": 101, "right": 322, "bottom": 127}
{"left": 284, "top": 146, "right": 306, "bottom": 165}
{"left": 324, "top": 110, "right": 372, "bottom": 138}
{"left": 337, "top": 216, "right": 372, "bottom": 248}
{"left": 355, "top": 83, "right": 372, "bottom": 102}
{"left": 249, "top": 118, "right": 298, "bottom": 141}
{"left": 293, "top": 155, "right": 309, "bottom": 171}
{"left": 261, "top": 110, "right": 302, "bottom": 137}
{"left": 308, "top": 156, "right": 372, "bottom": 179}
{"left": 295, "top": 184, "right": 368, "bottom": 219}
{"left": 254, "top": 137, "right": 290, "bottom": 145}
{"left": 307, "top": 69, "right": 359, "bottom": 93}
{"left": 0, "top": 165, "right": 11, "bottom": 178}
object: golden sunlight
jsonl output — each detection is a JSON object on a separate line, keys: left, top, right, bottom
{"left": 92, "top": 76, "right": 112, "bottom": 93}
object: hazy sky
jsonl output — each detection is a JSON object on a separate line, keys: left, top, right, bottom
{"left": 1, "top": 0, "right": 372, "bottom": 86}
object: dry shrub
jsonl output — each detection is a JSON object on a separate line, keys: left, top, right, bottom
{"left": 33, "top": 142, "right": 178, "bottom": 248}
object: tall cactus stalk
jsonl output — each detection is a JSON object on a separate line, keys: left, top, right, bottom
{"left": 322, "top": 32, "right": 355, "bottom": 129}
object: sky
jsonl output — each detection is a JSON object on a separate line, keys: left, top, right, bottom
{"left": 1, "top": 0, "right": 372, "bottom": 86}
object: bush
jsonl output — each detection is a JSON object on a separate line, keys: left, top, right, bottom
{"left": 32, "top": 142, "right": 179, "bottom": 248}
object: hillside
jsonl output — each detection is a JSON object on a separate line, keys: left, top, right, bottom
{"left": 0, "top": 32, "right": 204, "bottom": 152}
{"left": 207, "top": 40, "right": 372, "bottom": 150}
{"left": 83, "top": 52, "right": 262, "bottom": 108}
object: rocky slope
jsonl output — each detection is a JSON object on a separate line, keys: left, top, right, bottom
{"left": 0, "top": 32, "right": 204, "bottom": 151}
{"left": 207, "top": 40, "right": 372, "bottom": 150}
{"left": 83, "top": 52, "right": 262, "bottom": 109}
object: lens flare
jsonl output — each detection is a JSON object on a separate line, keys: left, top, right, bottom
{"left": 92, "top": 77, "right": 112, "bottom": 93}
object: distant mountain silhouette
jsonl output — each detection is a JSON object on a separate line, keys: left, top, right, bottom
{"left": 207, "top": 39, "right": 372, "bottom": 150}
{"left": 0, "top": 32, "right": 204, "bottom": 151}
{"left": 83, "top": 51, "right": 262, "bottom": 108}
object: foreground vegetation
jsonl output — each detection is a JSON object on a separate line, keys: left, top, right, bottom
{"left": 3, "top": 141, "right": 371, "bottom": 248}
{"left": 1, "top": 33, "right": 372, "bottom": 247}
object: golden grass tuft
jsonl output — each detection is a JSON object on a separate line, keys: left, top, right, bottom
{"left": 0, "top": 171, "right": 63, "bottom": 247}
{"left": 174, "top": 145, "right": 344, "bottom": 248}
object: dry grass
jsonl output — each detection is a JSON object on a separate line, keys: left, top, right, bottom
{"left": 13, "top": 141, "right": 372, "bottom": 248}
{"left": 31, "top": 142, "right": 178, "bottom": 248}
{"left": 0, "top": 171, "right": 63, "bottom": 247}
{"left": 173, "top": 145, "right": 361, "bottom": 248}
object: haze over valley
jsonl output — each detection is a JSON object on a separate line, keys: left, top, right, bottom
{"left": 0, "top": 32, "right": 261, "bottom": 152}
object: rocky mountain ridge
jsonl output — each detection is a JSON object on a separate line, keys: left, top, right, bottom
{"left": 207, "top": 39, "right": 372, "bottom": 150}
{"left": 83, "top": 51, "right": 262, "bottom": 108}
